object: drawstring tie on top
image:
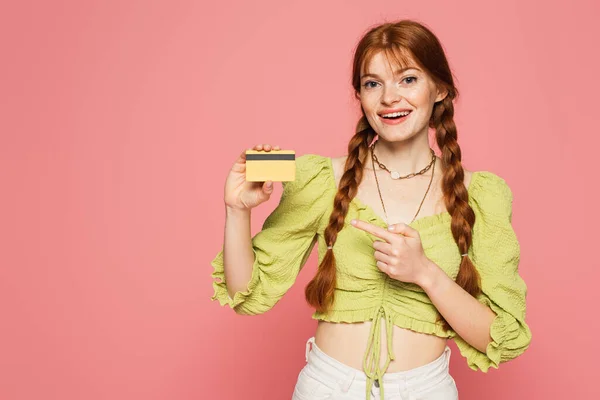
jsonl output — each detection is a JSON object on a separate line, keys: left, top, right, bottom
{"left": 363, "top": 305, "right": 396, "bottom": 400}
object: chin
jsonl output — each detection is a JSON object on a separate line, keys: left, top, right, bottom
{"left": 376, "top": 129, "right": 417, "bottom": 142}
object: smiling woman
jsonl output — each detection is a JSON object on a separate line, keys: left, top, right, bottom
{"left": 210, "top": 19, "right": 531, "bottom": 400}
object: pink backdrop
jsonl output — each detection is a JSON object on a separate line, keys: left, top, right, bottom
{"left": 1, "top": 0, "right": 598, "bottom": 399}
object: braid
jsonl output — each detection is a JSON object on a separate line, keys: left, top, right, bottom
{"left": 433, "top": 95, "right": 480, "bottom": 332}
{"left": 305, "top": 118, "right": 376, "bottom": 312}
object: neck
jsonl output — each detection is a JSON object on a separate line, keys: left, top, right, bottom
{"left": 372, "top": 134, "right": 434, "bottom": 175}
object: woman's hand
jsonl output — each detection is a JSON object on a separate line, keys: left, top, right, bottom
{"left": 350, "top": 219, "right": 433, "bottom": 286}
{"left": 224, "top": 143, "right": 281, "bottom": 211}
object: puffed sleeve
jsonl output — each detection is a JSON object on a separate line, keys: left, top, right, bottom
{"left": 210, "top": 154, "right": 331, "bottom": 315}
{"left": 453, "top": 171, "right": 532, "bottom": 371}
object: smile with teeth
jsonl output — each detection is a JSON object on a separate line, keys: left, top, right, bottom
{"left": 381, "top": 111, "right": 411, "bottom": 118}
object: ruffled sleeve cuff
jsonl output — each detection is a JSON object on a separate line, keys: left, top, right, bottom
{"left": 210, "top": 248, "right": 262, "bottom": 310}
{"left": 462, "top": 296, "right": 527, "bottom": 372}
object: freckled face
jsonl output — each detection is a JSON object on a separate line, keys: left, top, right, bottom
{"left": 358, "top": 51, "right": 445, "bottom": 141}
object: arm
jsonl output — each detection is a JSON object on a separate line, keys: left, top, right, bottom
{"left": 419, "top": 261, "right": 497, "bottom": 353}
{"left": 210, "top": 154, "right": 330, "bottom": 315}
{"left": 221, "top": 206, "right": 254, "bottom": 298}
{"left": 421, "top": 171, "right": 532, "bottom": 371}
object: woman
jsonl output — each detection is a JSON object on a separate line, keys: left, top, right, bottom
{"left": 211, "top": 20, "right": 532, "bottom": 400}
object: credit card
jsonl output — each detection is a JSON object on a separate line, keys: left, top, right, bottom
{"left": 245, "top": 150, "right": 296, "bottom": 182}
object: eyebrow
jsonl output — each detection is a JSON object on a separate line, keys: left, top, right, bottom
{"left": 361, "top": 67, "right": 422, "bottom": 80}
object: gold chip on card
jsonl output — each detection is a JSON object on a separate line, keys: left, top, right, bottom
{"left": 245, "top": 150, "right": 296, "bottom": 182}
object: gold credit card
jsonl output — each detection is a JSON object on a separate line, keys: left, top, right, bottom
{"left": 245, "top": 150, "right": 296, "bottom": 182}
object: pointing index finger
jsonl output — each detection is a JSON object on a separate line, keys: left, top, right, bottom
{"left": 350, "top": 219, "right": 396, "bottom": 242}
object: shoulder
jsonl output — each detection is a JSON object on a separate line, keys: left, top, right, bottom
{"left": 295, "top": 153, "right": 330, "bottom": 170}
{"left": 294, "top": 153, "right": 331, "bottom": 178}
{"left": 285, "top": 153, "right": 333, "bottom": 193}
{"left": 469, "top": 170, "right": 515, "bottom": 221}
{"left": 470, "top": 170, "right": 513, "bottom": 199}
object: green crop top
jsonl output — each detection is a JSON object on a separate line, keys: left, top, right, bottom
{"left": 210, "top": 153, "right": 532, "bottom": 399}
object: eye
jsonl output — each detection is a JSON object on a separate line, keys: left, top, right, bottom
{"left": 363, "top": 80, "right": 379, "bottom": 89}
{"left": 403, "top": 76, "right": 417, "bottom": 84}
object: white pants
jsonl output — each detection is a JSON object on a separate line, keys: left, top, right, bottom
{"left": 292, "top": 337, "right": 458, "bottom": 400}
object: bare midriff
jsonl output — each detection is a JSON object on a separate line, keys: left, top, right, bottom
{"left": 314, "top": 319, "right": 448, "bottom": 373}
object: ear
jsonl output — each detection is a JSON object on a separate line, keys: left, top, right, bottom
{"left": 435, "top": 86, "right": 448, "bottom": 103}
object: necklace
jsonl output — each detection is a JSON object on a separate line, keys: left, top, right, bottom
{"left": 370, "top": 140, "right": 436, "bottom": 226}
{"left": 371, "top": 141, "right": 436, "bottom": 180}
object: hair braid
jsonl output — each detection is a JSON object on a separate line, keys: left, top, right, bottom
{"left": 305, "top": 119, "right": 375, "bottom": 312}
{"left": 433, "top": 95, "right": 480, "bottom": 331}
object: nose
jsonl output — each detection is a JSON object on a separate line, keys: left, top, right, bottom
{"left": 381, "top": 85, "right": 402, "bottom": 105}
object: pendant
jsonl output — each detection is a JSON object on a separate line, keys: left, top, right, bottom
{"left": 390, "top": 171, "right": 400, "bottom": 180}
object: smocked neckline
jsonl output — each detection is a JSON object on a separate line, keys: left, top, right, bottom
{"left": 323, "top": 155, "right": 483, "bottom": 230}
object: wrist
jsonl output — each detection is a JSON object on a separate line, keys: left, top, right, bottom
{"left": 225, "top": 205, "right": 251, "bottom": 218}
{"left": 418, "top": 258, "right": 443, "bottom": 292}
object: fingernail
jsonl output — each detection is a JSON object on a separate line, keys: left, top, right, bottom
{"left": 387, "top": 225, "right": 394, "bottom": 231}
{"left": 351, "top": 219, "right": 356, "bottom": 225}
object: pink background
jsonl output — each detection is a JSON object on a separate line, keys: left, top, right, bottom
{"left": 1, "top": 0, "right": 598, "bottom": 399}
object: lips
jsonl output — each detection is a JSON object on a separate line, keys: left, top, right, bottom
{"left": 378, "top": 111, "right": 411, "bottom": 125}
{"left": 378, "top": 108, "right": 412, "bottom": 116}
